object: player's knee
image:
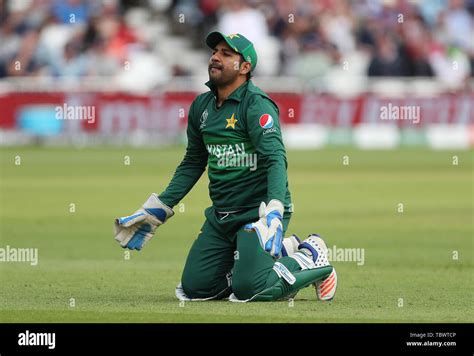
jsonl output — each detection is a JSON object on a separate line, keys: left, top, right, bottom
{"left": 181, "top": 273, "right": 228, "bottom": 299}
{"left": 181, "top": 280, "right": 205, "bottom": 299}
{"left": 181, "top": 273, "right": 203, "bottom": 299}
{"left": 231, "top": 275, "right": 261, "bottom": 301}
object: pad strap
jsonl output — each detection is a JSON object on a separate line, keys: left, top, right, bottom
{"left": 273, "top": 262, "right": 296, "bottom": 285}
{"left": 291, "top": 251, "right": 316, "bottom": 270}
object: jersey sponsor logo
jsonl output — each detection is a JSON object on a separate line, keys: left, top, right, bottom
{"left": 225, "top": 113, "right": 238, "bottom": 129}
{"left": 259, "top": 114, "right": 274, "bottom": 129}
{"left": 263, "top": 127, "right": 277, "bottom": 135}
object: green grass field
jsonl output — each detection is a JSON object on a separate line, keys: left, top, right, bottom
{"left": 0, "top": 147, "right": 472, "bottom": 323}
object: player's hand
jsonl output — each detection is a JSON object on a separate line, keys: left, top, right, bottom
{"left": 245, "top": 200, "right": 284, "bottom": 258}
{"left": 114, "top": 193, "right": 174, "bottom": 250}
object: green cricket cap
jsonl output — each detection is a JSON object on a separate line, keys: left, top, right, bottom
{"left": 206, "top": 32, "right": 258, "bottom": 72}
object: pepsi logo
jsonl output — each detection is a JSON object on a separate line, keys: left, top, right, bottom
{"left": 259, "top": 114, "right": 274, "bottom": 129}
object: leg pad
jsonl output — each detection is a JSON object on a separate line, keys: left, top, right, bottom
{"left": 251, "top": 265, "right": 333, "bottom": 302}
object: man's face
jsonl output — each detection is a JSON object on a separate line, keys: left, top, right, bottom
{"left": 208, "top": 41, "right": 243, "bottom": 87}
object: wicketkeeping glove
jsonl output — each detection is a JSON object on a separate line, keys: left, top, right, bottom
{"left": 245, "top": 199, "right": 284, "bottom": 258}
{"left": 114, "top": 193, "right": 174, "bottom": 250}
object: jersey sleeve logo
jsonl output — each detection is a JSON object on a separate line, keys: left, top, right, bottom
{"left": 200, "top": 109, "right": 208, "bottom": 129}
{"left": 259, "top": 114, "right": 274, "bottom": 129}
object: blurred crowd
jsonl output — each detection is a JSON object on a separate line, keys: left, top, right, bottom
{"left": 0, "top": 0, "right": 473, "bottom": 88}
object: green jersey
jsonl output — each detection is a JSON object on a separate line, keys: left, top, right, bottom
{"left": 159, "top": 80, "right": 292, "bottom": 211}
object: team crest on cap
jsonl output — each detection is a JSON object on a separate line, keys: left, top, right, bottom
{"left": 259, "top": 114, "right": 273, "bottom": 129}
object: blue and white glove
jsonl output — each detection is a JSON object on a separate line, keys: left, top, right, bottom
{"left": 245, "top": 200, "right": 284, "bottom": 258}
{"left": 114, "top": 193, "right": 174, "bottom": 250}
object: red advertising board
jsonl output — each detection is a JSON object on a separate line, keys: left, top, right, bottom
{"left": 0, "top": 91, "right": 472, "bottom": 133}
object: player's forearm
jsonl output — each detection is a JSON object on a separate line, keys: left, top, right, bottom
{"left": 160, "top": 98, "right": 208, "bottom": 208}
{"left": 265, "top": 153, "right": 288, "bottom": 204}
{"left": 159, "top": 155, "right": 207, "bottom": 208}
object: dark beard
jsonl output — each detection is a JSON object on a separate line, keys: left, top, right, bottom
{"left": 208, "top": 68, "right": 239, "bottom": 87}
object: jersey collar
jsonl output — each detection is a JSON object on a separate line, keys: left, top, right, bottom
{"left": 205, "top": 80, "right": 251, "bottom": 103}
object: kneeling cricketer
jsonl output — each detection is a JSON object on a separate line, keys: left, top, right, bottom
{"left": 114, "top": 32, "right": 338, "bottom": 302}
